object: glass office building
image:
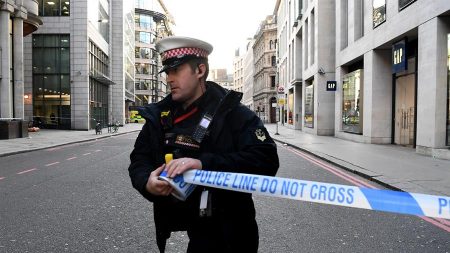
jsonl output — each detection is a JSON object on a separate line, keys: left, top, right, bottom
{"left": 23, "top": 0, "right": 136, "bottom": 130}
{"left": 134, "top": 0, "right": 173, "bottom": 107}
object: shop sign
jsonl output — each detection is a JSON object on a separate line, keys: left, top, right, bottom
{"left": 392, "top": 39, "right": 407, "bottom": 73}
{"left": 278, "top": 98, "right": 285, "bottom": 105}
{"left": 326, "top": 81, "right": 337, "bottom": 91}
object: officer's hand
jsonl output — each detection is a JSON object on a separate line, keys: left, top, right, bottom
{"left": 146, "top": 164, "right": 173, "bottom": 196}
{"left": 165, "top": 158, "right": 202, "bottom": 178}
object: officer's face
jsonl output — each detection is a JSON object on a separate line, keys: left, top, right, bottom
{"left": 166, "top": 62, "right": 204, "bottom": 108}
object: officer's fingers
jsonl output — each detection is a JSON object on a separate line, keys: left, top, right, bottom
{"left": 161, "top": 185, "right": 173, "bottom": 196}
{"left": 151, "top": 164, "right": 165, "bottom": 176}
{"left": 169, "top": 158, "right": 201, "bottom": 177}
{"left": 166, "top": 159, "right": 181, "bottom": 178}
{"left": 147, "top": 175, "right": 170, "bottom": 195}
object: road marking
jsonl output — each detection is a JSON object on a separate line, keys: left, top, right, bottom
{"left": 94, "top": 150, "right": 102, "bottom": 152}
{"left": 17, "top": 168, "right": 38, "bottom": 175}
{"left": 420, "top": 216, "right": 450, "bottom": 233}
{"left": 280, "top": 143, "right": 450, "bottom": 232}
{"left": 0, "top": 177, "right": 5, "bottom": 180}
{"left": 45, "top": 162, "right": 60, "bottom": 167}
{"left": 66, "top": 156, "right": 77, "bottom": 160}
{"left": 83, "top": 153, "right": 91, "bottom": 156}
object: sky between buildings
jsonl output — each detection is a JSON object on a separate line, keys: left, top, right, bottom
{"left": 163, "top": 0, "right": 277, "bottom": 72}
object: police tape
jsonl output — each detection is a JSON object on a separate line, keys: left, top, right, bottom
{"left": 159, "top": 169, "right": 450, "bottom": 220}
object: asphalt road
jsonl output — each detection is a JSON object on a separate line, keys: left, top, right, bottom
{"left": 0, "top": 132, "right": 449, "bottom": 252}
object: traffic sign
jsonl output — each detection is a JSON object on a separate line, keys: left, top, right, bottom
{"left": 277, "top": 86, "right": 285, "bottom": 93}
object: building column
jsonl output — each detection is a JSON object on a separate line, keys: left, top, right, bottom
{"left": 363, "top": 49, "right": 392, "bottom": 144}
{"left": 0, "top": 8, "right": 12, "bottom": 118}
{"left": 13, "top": 11, "right": 26, "bottom": 119}
{"left": 417, "top": 17, "right": 450, "bottom": 153}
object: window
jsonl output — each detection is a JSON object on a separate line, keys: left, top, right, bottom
{"left": 89, "top": 41, "right": 109, "bottom": 77}
{"left": 32, "top": 34, "right": 71, "bottom": 129}
{"left": 342, "top": 69, "right": 363, "bottom": 134}
{"left": 399, "top": 0, "right": 417, "bottom": 11}
{"left": 340, "top": 0, "right": 348, "bottom": 49}
{"left": 270, "top": 76, "right": 276, "bottom": 88}
{"left": 38, "top": 0, "right": 70, "bottom": 16}
{"left": 373, "top": 0, "right": 386, "bottom": 28}
{"left": 136, "top": 31, "right": 154, "bottom": 44}
{"left": 354, "top": 0, "right": 364, "bottom": 40}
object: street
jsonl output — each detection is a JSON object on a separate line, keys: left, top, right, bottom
{"left": 0, "top": 132, "right": 449, "bottom": 252}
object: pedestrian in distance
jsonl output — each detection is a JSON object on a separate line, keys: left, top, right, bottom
{"left": 128, "top": 36, "right": 279, "bottom": 253}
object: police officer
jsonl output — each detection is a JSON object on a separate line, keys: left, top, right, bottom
{"left": 128, "top": 36, "right": 279, "bottom": 253}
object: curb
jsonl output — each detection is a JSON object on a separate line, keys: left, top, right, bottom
{"left": 272, "top": 137, "right": 404, "bottom": 193}
{"left": 0, "top": 130, "right": 140, "bottom": 158}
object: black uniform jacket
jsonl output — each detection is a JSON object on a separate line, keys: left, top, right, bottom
{"left": 128, "top": 81, "right": 279, "bottom": 247}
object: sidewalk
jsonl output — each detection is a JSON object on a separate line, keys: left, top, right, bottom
{"left": 1, "top": 122, "right": 449, "bottom": 197}
{"left": 265, "top": 123, "right": 450, "bottom": 196}
{"left": 0, "top": 123, "right": 143, "bottom": 157}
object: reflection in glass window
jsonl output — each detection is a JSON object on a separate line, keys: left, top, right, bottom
{"left": 304, "top": 82, "right": 314, "bottom": 128}
{"left": 139, "top": 15, "right": 152, "bottom": 29}
{"left": 135, "top": 32, "right": 155, "bottom": 44}
{"left": 61, "top": 1, "right": 70, "bottom": 16}
{"left": 373, "top": 0, "right": 386, "bottom": 28}
{"left": 399, "top": 0, "right": 416, "bottom": 11}
{"left": 38, "top": 0, "right": 70, "bottom": 16}
{"left": 342, "top": 69, "right": 363, "bottom": 134}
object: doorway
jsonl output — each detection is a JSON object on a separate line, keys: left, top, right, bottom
{"left": 394, "top": 72, "right": 416, "bottom": 146}
{"left": 270, "top": 97, "right": 277, "bottom": 123}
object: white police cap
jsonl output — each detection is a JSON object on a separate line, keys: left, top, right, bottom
{"left": 155, "top": 36, "right": 213, "bottom": 73}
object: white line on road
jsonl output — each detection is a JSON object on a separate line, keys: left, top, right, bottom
{"left": 83, "top": 153, "right": 91, "bottom": 156}
{"left": 66, "top": 157, "right": 77, "bottom": 160}
{"left": 17, "top": 168, "right": 38, "bottom": 174}
{"left": 45, "top": 162, "right": 60, "bottom": 167}
{"left": 0, "top": 177, "right": 5, "bottom": 180}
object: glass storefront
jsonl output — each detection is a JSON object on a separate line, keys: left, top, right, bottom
{"left": 32, "top": 34, "right": 71, "bottom": 129}
{"left": 342, "top": 69, "right": 363, "bottom": 134}
{"left": 288, "top": 90, "right": 294, "bottom": 124}
{"left": 304, "top": 81, "right": 314, "bottom": 128}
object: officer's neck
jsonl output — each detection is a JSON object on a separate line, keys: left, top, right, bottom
{"left": 182, "top": 82, "right": 206, "bottom": 110}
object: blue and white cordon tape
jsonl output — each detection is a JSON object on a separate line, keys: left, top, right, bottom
{"left": 158, "top": 169, "right": 450, "bottom": 220}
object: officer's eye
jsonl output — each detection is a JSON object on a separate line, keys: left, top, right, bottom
{"left": 165, "top": 67, "right": 178, "bottom": 75}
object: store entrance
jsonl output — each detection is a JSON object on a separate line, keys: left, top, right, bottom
{"left": 394, "top": 73, "right": 416, "bottom": 146}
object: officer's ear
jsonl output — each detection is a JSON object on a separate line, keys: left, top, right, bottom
{"left": 196, "top": 64, "right": 206, "bottom": 78}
